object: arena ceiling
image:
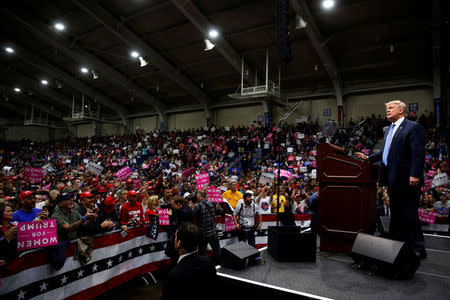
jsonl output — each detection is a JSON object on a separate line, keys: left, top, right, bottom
{"left": 0, "top": 0, "right": 447, "bottom": 124}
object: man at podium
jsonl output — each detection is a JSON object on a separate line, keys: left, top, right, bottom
{"left": 356, "top": 100, "right": 426, "bottom": 258}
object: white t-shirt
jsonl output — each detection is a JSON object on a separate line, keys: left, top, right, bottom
{"left": 257, "top": 196, "right": 272, "bottom": 214}
{"left": 291, "top": 200, "right": 306, "bottom": 214}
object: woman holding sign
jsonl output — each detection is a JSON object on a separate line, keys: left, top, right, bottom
{"left": 0, "top": 202, "right": 17, "bottom": 262}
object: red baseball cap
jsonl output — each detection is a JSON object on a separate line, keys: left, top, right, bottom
{"left": 127, "top": 190, "right": 138, "bottom": 197}
{"left": 104, "top": 196, "right": 117, "bottom": 213}
{"left": 80, "top": 191, "right": 94, "bottom": 199}
{"left": 104, "top": 196, "right": 117, "bottom": 206}
{"left": 96, "top": 186, "right": 106, "bottom": 193}
{"left": 126, "top": 179, "right": 133, "bottom": 184}
{"left": 106, "top": 183, "right": 115, "bottom": 189}
{"left": 19, "top": 190, "right": 34, "bottom": 200}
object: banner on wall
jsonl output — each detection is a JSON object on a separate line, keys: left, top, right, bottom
{"left": 434, "top": 98, "right": 441, "bottom": 127}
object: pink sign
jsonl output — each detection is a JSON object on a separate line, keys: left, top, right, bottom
{"left": 418, "top": 208, "right": 436, "bottom": 224}
{"left": 112, "top": 162, "right": 118, "bottom": 166}
{"left": 311, "top": 161, "right": 317, "bottom": 168}
{"left": 193, "top": 143, "right": 198, "bottom": 149}
{"left": 181, "top": 167, "right": 195, "bottom": 178}
{"left": 17, "top": 220, "right": 58, "bottom": 251}
{"left": 280, "top": 169, "right": 291, "bottom": 178}
{"left": 115, "top": 166, "right": 133, "bottom": 180}
{"left": 311, "top": 150, "right": 317, "bottom": 156}
{"left": 158, "top": 209, "right": 170, "bottom": 226}
{"left": 41, "top": 183, "right": 51, "bottom": 192}
{"left": 362, "top": 149, "right": 370, "bottom": 155}
{"left": 207, "top": 187, "right": 223, "bottom": 202}
{"left": 195, "top": 173, "right": 209, "bottom": 190}
{"left": 421, "top": 178, "right": 432, "bottom": 192}
{"left": 224, "top": 216, "right": 236, "bottom": 232}
{"left": 133, "top": 179, "right": 140, "bottom": 190}
{"left": 24, "top": 167, "right": 44, "bottom": 184}
{"left": 272, "top": 127, "right": 278, "bottom": 132}
{"left": 266, "top": 133, "right": 273, "bottom": 139}
{"left": 188, "top": 138, "right": 192, "bottom": 143}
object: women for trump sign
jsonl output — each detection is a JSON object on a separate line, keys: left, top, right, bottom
{"left": 17, "top": 220, "right": 58, "bottom": 251}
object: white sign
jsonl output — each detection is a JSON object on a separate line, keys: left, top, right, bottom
{"left": 432, "top": 173, "right": 449, "bottom": 188}
{"left": 259, "top": 172, "right": 275, "bottom": 186}
{"left": 86, "top": 162, "right": 103, "bottom": 176}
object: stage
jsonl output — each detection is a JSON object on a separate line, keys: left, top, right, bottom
{"left": 216, "top": 234, "right": 450, "bottom": 299}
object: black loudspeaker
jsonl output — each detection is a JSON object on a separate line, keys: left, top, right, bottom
{"left": 351, "top": 233, "right": 420, "bottom": 279}
{"left": 276, "top": 0, "right": 293, "bottom": 63}
{"left": 268, "top": 226, "right": 316, "bottom": 262}
{"left": 221, "top": 242, "right": 260, "bottom": 270}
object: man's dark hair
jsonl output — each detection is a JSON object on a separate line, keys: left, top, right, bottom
{"left": 173, "top": 195, "right": 185, "bottom": 205}
{"left": 198, "top": 190, "right": 207, "bottom": 199}
{"left": 176, "top": 222, "right": 201, "bottom": 253}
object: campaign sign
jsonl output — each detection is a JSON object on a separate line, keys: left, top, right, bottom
{"left": 432, "top": 173, "right": 449, "bottom": 188}
{"left": 181, "top": 167, "right": 195, "bottom": 178}
{"left": 195, "top": 173, "right": 210, "bottom": 190}
{"left": 157, "top": 209, "right": 170, "bottom": 226}
{"left": 41, "top": 183, "right": 51, "bottom": 192}
{"left": 133, "top": 179, "right": 141, "bottom": 190}
{"left": 421, "top": 178, "right": 432, "bottom": 192}
{"left": 361, "top": 149, "right": 370, "bottom": 155}
{"left": 87, "top": 162, "right": 104, "bottom": 176}
{"left": 259, "top": 172, "right": 275, "bottom": 186}
{"left": 207, "top": 187, "right": 222, "bottom": 202}
{"left": 275, "top": 169, "right": 291, "bottom": 179}
{"left": 311, "top": 161, "right": 317, "bottom": 168}
{"left": 115, "top": 166, "right": 133, "bottom": 180}
{"left": 418, "top": 208, "right": 436, "bottom": 224}
{"left": 224, "top": 216, "right": 236, "bottom": 232}
{"left": 17, "top": 220, "right": 58, "bottom": 251}
{"left": 24, "top": 167, "right": 44, "bottom": 184}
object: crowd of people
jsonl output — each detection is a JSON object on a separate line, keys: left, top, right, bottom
{"left": 0, "top": 113, "right": 448, "bottom": 271}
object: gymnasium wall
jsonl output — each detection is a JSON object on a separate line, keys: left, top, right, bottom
{"left": 4, "top": 88, "right": 435, "bottom": 140}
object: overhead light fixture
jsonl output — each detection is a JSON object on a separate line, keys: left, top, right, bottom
{"left": 322, "top": 0, "right": 335, "bottom": 10}
{"left": 204, "top": 39, "right": 215, "bottom": 51}
{"left": 56, "top": 81, "right": 63, "bottom": 89}
{"left": 14, "top": 87, "right": 21, "bottom": 93}
{"left": 130, "top": 50, "right": 140, "bottom": 58}
{"left": 54, "top": 22, "right": 66, "bottom": 31}
{"left": 5, "top": 47, "right": 15, "bottom": 54}
{"left": 295, "top": 15, "right": 307, "bottom": 29}
{"left": 208, "top": 29, "right": 219, "bottom": 39}
{"left": 41, "top": 79, "right": 48, "bottom": 85}
{"left": 91, "top": 70, "right": 98, "bottom": 79}
{"left": 139, "top": 56, "right": 148, "bottom": 67}
{"left": 80, "top": 67, "right": 89, "bottom": 73}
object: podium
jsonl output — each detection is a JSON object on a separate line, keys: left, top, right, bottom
{"left": 317, "top": 143, "right": 377, "bottom": 253}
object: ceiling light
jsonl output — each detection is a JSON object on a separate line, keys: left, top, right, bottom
{"left": 41, "top": 79, "right": 48, "bottom": 85}
{"left": 54, "top": 22, "right": 66, "bottom": 31}
{"left": 5, "top": 47, "right": 15, "bottom": 54}
{"left": 80, "top": 67, "right": 89, "bottom": 73}
{"left": 56, "top": 81, "right": 63, "bottom": 89}
{"left": 92, "top": 70, "right": 98, "bottom": 79}
{"left": 14, "top": 87, "right": 21, "bottom": 93}
{"left": 208, "top": 29, "right": 219, "bottom": 39}
{"left": 295, "top": 15, "right": 307, "bottom": 29}
{"left": 131, "top": 50, "right": 140, "bottom": 58}
{"left": 322, "top": 0, "right": 335, "bottom": 10}
{"left": 139, "top": 56, "right": 148, "bottom": 67}
{"left": 204, "top": 39, "right": 215, "bottom": 51}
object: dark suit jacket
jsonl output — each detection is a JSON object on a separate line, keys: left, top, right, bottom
{"left": 369, "top": 119, "right": 425, "bottom": 188}
{"left": 162, "top": 253, "right": 217, "bottom": 300}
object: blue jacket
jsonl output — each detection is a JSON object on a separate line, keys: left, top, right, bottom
{"left": 369, "top": 119, "right": 425, "bottom": 188}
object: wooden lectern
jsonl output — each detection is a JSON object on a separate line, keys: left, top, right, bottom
{"left": 317, "top": 143, "right": 377, "bottom": 253}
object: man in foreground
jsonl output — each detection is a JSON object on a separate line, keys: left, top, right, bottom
{"left": 162, "top": 222, "right": 217, "bottom": 300}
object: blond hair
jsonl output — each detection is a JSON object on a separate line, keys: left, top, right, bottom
{"left": 145, "top": 195, "right": 159, "bottom": 210}
{"left": 385, "top": 100, "right": 407, "bottom": 116}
